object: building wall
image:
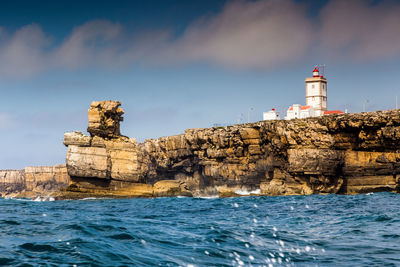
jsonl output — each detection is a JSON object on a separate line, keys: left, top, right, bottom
{"left": 306, "top": 78, "right": 327, "bottom": 114}
{"left": 263, "top": 111, "right": 280, "bottom": 120}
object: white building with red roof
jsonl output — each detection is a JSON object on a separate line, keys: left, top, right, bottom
{"left": 263, "top": 108, "right": 280, "bottom": 120}
{"left": 263, "top": 66, "right": 344, "bottom": 121}
{"left": 285, "top": 104, "right": 315, "bottom": 120}
{"left": 284, "top": 67, "right": 343, "bottom": 120}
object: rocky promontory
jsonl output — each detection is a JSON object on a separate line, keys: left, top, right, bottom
{"left": 55, "top": 101, "right": 400, "bottom": 199}
{"left": 2, "top": 100, "right": 400, "bottom": 199}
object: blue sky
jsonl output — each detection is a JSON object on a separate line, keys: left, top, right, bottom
{"left": 1, "top": 0, "right": 400, "bottom": 169}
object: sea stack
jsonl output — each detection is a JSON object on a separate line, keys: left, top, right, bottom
{"left": 87, "top": 100, "right": 125, "bottom": 139}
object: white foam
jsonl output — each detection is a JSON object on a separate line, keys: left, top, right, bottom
{"left": 33, "top": 196, "right": 55, "bottom": 202}
{"left": 196, "top": 195, "right": 219, "bottom": 199}
{"left": 234, "top": 189, "right": 261, "bottom": 196}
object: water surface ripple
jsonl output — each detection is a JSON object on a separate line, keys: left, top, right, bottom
{"left": 1, "top": 193, "right": 400, "bottom": 266}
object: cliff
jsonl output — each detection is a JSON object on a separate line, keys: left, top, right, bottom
{"left": 56, "top": 101, "right": 400, "bottom": 199}
{"left": 0, "top": 165, "right": 70, "bottom": 198}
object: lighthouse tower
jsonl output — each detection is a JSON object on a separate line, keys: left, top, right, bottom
{"left": 305, "top": 67, "right": 327, "bottom": 116}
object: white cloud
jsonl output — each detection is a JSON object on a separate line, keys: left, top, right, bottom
{"left": 162, "top": 0, "right": 314, "bottom": 69}
{"left": 0, "top": 24, "right": 51, "bottom": 77}
{"left": 53, "top": 20, "right": 123, "bottom": 69}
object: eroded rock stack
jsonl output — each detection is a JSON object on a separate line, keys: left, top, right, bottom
{"left": 87, "top": 101, "right": 124, "bottom": 138}
{"left": 60, "top": 100, "right": 400, "bottom": 199}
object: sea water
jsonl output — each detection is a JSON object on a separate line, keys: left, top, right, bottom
{"left": 1, "top": 193, "right": 400, "bottom": 266}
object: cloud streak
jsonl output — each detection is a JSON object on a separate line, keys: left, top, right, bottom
{"left": 319, "top": 0, "right": 400, "bottom": 61}
{"left": 0, "top": 0, "right": 399, "bottom": 78}
{"left": 161, "top": 0, "right": 313, "bottom": 69}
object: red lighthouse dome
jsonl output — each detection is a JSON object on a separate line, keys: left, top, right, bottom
{"left": 313, "top": 68, "right": 320, "bottom": 77}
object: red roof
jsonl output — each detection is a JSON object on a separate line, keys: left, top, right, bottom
{"left": 289, "top": 105, "right": 311, "bottom": 111}
{"left": 324, "top": 110, "right": 344, "bottom": 115}
{"left": 313, "top": 68, "right": 319, "bottom": 72}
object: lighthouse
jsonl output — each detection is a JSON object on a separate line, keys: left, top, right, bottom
{"left": 305, "top": 67, "right": 327, "bottom": 116}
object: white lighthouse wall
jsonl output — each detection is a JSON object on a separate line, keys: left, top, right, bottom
{"left": 307, "top": 83, "right": 321, "bottom": 96}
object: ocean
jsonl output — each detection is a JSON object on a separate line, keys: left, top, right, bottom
{"left": 1, "top": 193, "right": 400, "bottom": 266}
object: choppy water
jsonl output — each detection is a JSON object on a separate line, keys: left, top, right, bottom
{"left": 1, "top": 193, "right": 400, "bottom": 266}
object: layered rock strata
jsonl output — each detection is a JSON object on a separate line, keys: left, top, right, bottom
{"left": 0, "top": 165, "right": 70, "bottom": 198}
{"left": 59, "top": 101, "right": 400, "bottom": 199}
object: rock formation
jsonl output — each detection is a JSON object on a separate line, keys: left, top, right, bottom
{"left": 2, "top": 100, "right": 398, "bottom": 199}
{"left": 87, "top": 100, "right": 124, "bottom": 138}
{"left": 0, "top": 165, "right": 70, "bottom": 198}
{"left": 58, "top": 101, "right": 400, "bottom": 199}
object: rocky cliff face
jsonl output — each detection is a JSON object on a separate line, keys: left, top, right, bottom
{"left": 59, "top": 101, "right": 400, "bottom": 199}
{"left": 0, "top": 165, "right": 70, "bottom": 198}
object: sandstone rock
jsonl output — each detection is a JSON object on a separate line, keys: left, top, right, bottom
{"left": 0, "top": 166, "right": 71, "bottom": 198}
{"left": 60, "top": 101, "right": 400, "bottom": 199}
{"left": 25, "top": 165, "right": 70, "bottom": 192}
{"left": 87, "top": 100, "right": 124, "bottom": 139}
{"left": 56, "top": 177, "right": 153, "bottom": 199}
{"left": 105, "top": 138, "right": 140, "bottom": 182}
{"left": 91, "top": 136, "right": 106, "bottom": 147}
{"left": 66, "top": 145, "right": 110, "bottom": 179}
{"left": 0, "top": 170, "right": 26, "bottom": 196}
{"left": 153, "top": 180, "right": 192, "bottom": 197}
{"left": 63, "top": 132, "right": 91, "bottom": 146}
{"left": 288, "top": 149, "right": 342, "bottom": 176}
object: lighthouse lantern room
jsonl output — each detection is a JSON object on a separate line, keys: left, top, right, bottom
{"left": 305, "top": 66, "right": 327, "bottom": 116}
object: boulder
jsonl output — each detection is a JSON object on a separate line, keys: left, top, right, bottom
{"left": 153, "top": 180, "right": 192, "bottom": 197}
